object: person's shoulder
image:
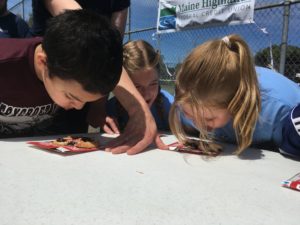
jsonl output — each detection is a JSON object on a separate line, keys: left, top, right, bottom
{"left": 159, "top": 89, "right": 174, "bottom": 105}
{"left": 256, "top": 66, "right": 282, "bottom": 78}
{"left": 256, "top": 66, "right": 294, "bottom": 84}
{"left": 2, "top": 37, "right": 42, "bottom": 46}
{"left": 160, "top": 89, "right": 174, "bottom": 99}
{"left": 0, "top": 37, "right": 42, "bottom": 60}
{"left": 256, "top": 66, "right": 300, "bottom": 101}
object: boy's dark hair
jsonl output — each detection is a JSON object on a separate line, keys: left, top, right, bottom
{"left": 42, "top": 9, "right": 123, "bottom": 95}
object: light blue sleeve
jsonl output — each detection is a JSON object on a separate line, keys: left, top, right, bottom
{"left": 211, "top": 67, "right": 300, "bottom": 147}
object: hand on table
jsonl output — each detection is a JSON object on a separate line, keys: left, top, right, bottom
{"left": 103, "top": 112, "right": 169, "bottom": 154}
{"left": 102, "top": 116, "right": 120, "bottom": 134}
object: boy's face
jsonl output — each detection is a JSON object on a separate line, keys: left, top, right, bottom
{"left": 180, "top": 102, "right": 231, "bottom": 131}
{"left": 43, "top": 73, "right": 103, "bottom": 110}
{"left": 130, "top": 68, "right": 159, "bottom": 107}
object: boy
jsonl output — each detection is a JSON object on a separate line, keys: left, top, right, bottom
{"left": 0, "top": 9, "right": 163, "bottom": 154}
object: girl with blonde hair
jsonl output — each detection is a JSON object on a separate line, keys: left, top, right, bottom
{"left": 104, "top": 40, "right": 174, "bottom": 133}
{"left": 170, "top": 34, "right": 300, "bottom": 157}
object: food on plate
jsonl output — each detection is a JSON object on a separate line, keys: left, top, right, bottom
{"left": 51, "top": 136, "right": 99, "bottom": 149}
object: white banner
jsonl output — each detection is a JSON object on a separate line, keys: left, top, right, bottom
{"left": 157, "top": 0, "right": 255, "bottom": 33}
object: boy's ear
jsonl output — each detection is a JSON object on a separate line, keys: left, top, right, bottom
{"left": 36, "top": 51, "right": 48, "bottom": 70}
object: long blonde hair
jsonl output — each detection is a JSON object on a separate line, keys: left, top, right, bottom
{"left": 170, "top": 34, "right": 261, "bottom": 155}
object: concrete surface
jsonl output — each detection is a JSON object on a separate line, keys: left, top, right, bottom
{"left": 0, "top": 134, "right": 299, "bottom": 225}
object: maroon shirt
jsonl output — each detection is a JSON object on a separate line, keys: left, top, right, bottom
{"left": 0, "top": 38, "right": 61, "bottom": 137}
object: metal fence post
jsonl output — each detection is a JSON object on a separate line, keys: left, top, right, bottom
{"left": 279, "top": 0, "right": 291, "bottom": 74}
{"left": 128, "top": 6, "right": 131, "bottom": 41}
{"left": 22, "top": 0, "right": 25, "bottom": 19}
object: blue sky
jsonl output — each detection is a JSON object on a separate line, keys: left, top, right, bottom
{"left": 128, "top": 0, "right": 300, "bottom": 65}
{"left": 9, "top": 0, "right": 300, "bottom": 66}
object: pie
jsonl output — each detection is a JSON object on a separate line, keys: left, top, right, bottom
{"left": 51, "top": 136, "right": 99, "bottom": 149}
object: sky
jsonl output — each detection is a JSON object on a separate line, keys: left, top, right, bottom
{"left": 128, "top": 0, "right": 300, "bottom": 65}
{"left": 8, "top": 0, "right": 300, "bottom": 66}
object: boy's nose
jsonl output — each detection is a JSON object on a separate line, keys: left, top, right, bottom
{"left": 72, "top": 102, "right": 85, "bottom": 110}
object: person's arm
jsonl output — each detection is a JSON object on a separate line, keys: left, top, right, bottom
{"left": 111, "top": 8, "right": 128, "bottom": 39}
{"left": 43, "top": 0, "right": 128, "bottom": 38}
{"left": 43, "top": 0, "right": 81, "bottom": 16}
{"left": 104, "top": 68, "right": 168, "bottom": 154}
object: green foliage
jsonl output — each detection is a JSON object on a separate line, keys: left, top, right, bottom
{"left": 27, "top": 12, "right": 33, "bottom": 27}
{"left": 255, "top": 45, "right": 300, "bottom": 81}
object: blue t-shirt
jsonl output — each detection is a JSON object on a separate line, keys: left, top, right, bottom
{"left": 0, "top": 12, "right": 30, "bottom": 38}
{"left": 107, "top": 89, "right": 174, "bottom": 131}
{"left": 180, "top": 67, "right": 300, "bottom": 148}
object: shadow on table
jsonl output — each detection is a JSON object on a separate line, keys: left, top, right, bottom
{"left": 220, "top": 142, "right": 300, "bottom": 161}
{"left": 220, "top": 143, "right": 265, "bottom": 160}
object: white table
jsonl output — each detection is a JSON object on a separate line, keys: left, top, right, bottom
{"left": 0, "top": 134, "right": 299, "bottom": 225}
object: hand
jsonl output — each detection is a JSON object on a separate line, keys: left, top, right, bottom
{"left": 154, "top": 133, "right": 170, "bottom": 150}
{"left": 104, "top": 108, "right": 157, "bottom": 154}
{"left": 104, "top": 68, "right": 164, "bottom": 154}
{"left": 102, "top": 116, "right": 120, "bottom": 134}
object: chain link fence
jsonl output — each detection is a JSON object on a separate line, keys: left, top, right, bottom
{"left": 10, "top": 0, "right": 300, "bottom": 87}
{"left": 125, "top": 0, "right": 300, "bottom": 86}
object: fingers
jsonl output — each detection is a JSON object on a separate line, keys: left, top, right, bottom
{"left": 104, "top": 105, "right": 157, "bottom": 155}
{"left": 105, "top": 132, "right": 144, "bottom": 154}
{"left": 102, "top": 124, "right": 114, "bottom": 134}
{"left": 105, "top": 117, "right": 120, "bottom": 134}
{"left": 105, "top": 133, "right": 167, "bottom": 155}
{"left": 126, "top": 141, "right": 149, "bottom": 155}
{"left": 102, "top": 116, "right": 120, "bottom": 134}
{"left": 154, "top": 134, "right": 169, "bottom": 150}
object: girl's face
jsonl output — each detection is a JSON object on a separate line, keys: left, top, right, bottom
{"left": 43, "top": 73, "right": 102, "bottom": 110}
{"left": 130, "top": 68, "right": 159, "bottom": 107}
{"left": 180, "top": 102, "right": 231, "bottom": 131}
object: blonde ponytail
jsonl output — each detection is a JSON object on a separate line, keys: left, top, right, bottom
{"left": 170, "top": 34, "right": 261, "bottom": 155}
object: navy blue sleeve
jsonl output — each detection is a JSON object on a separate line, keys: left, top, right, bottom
{"left": 279, "top": 104, "right": 300, "bottom": 158}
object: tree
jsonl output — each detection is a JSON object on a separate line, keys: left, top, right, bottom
{"left": 255, "top": 45, "right": 300, "bottom": 81}
{"left": 27, "top": 13, "right": 33, "bottom": 27}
